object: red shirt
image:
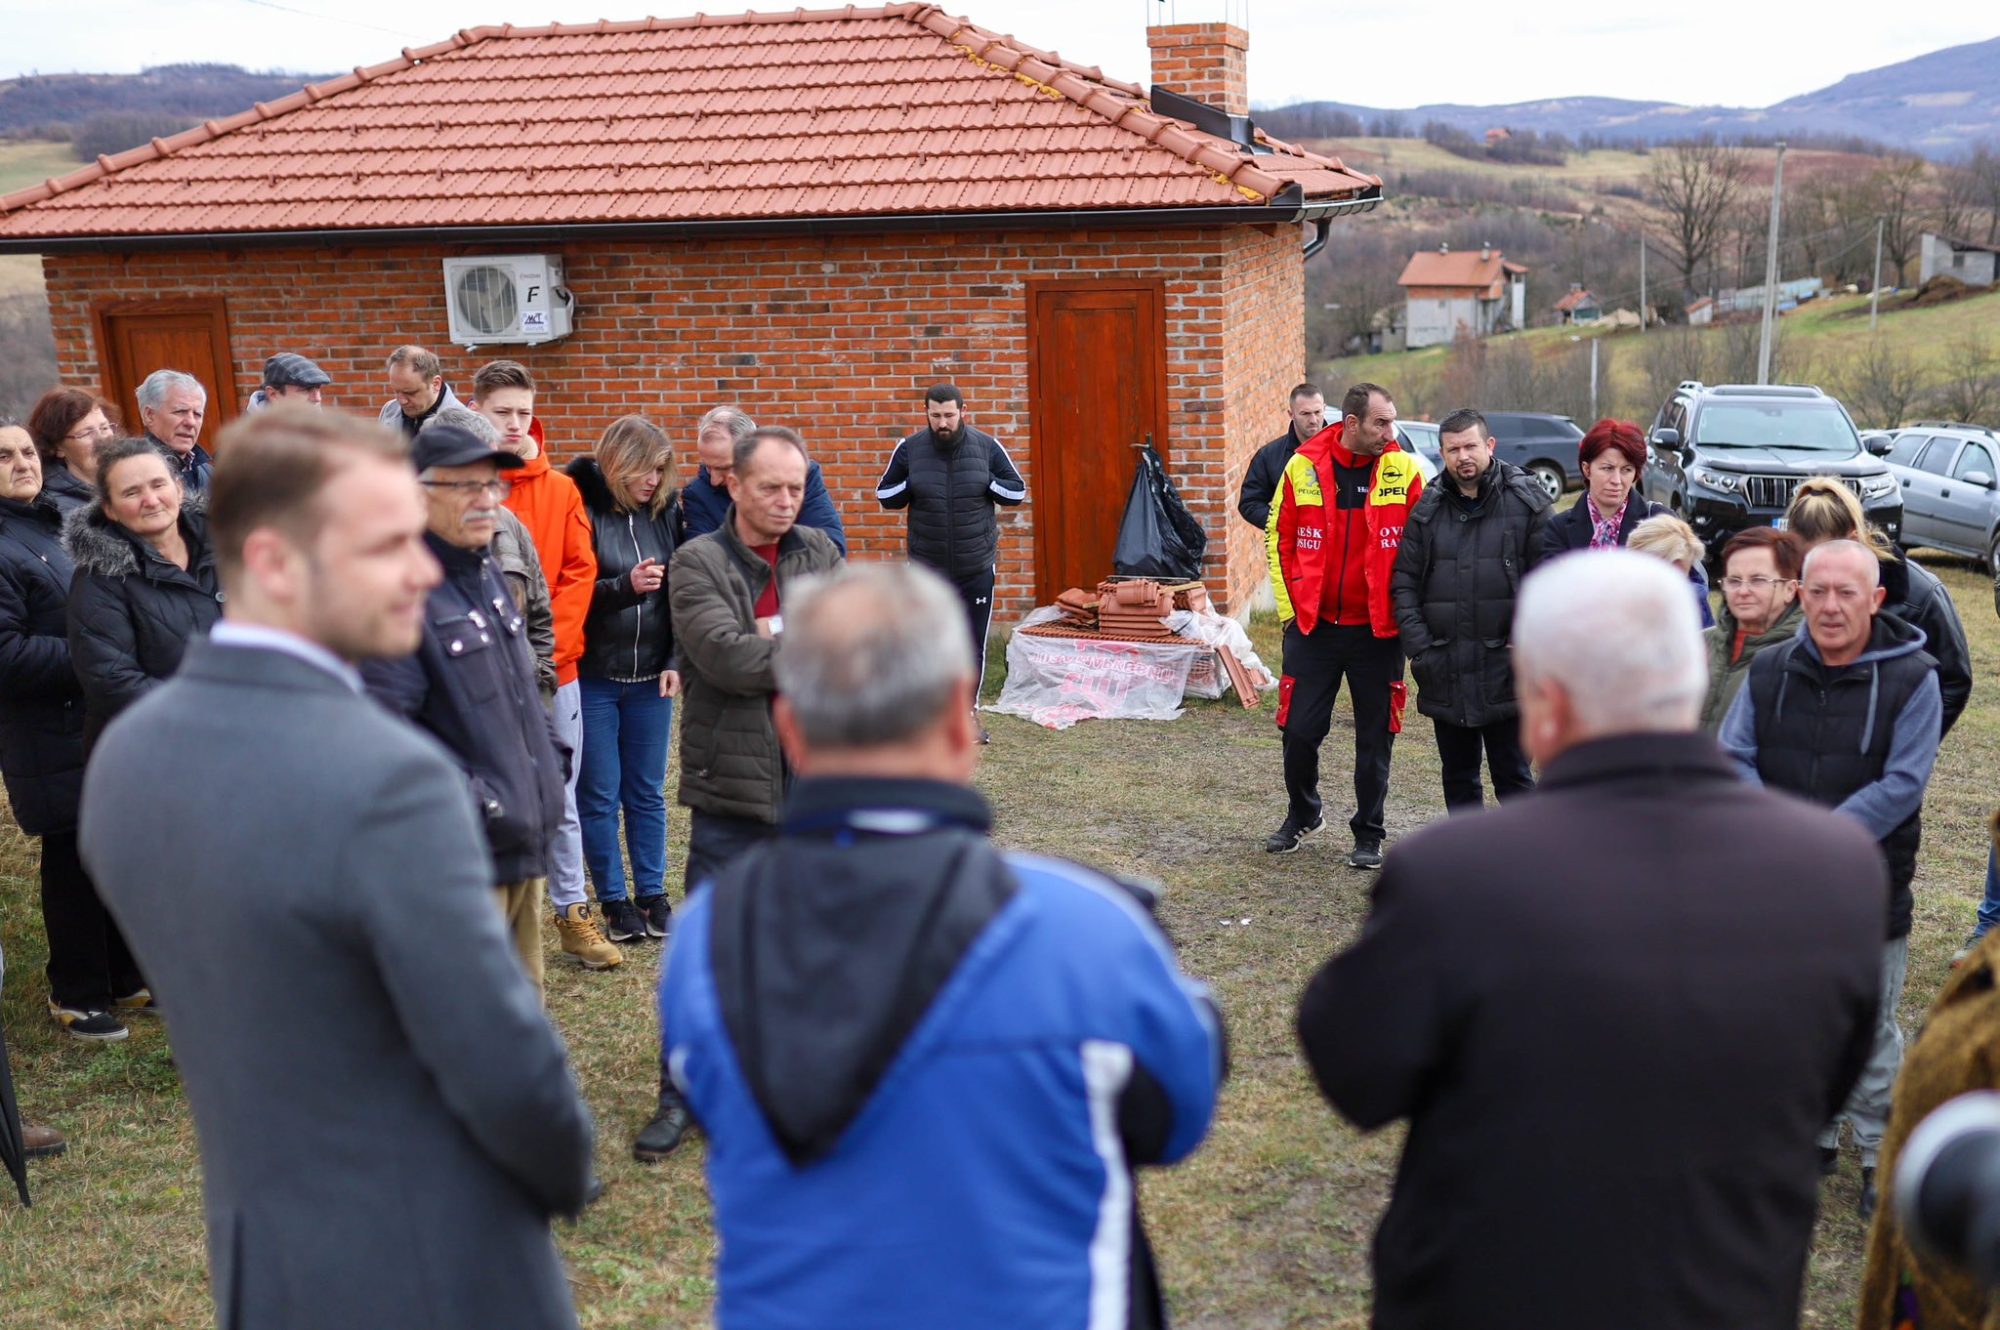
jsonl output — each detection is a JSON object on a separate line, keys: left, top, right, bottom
{"left": 752, "top": 542, "right": 781, "bottom": 619}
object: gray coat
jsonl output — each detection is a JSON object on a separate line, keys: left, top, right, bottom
{"left": 670, "top": 517, "right": 842, "bottom": 822}
{"left": 79, "top": 639, "right": 594, "bottom": 1330}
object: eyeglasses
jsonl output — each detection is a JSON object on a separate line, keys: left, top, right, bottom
{"left": 65, "top": 423, "right": 115, "bottom": 444}
{"left": 421, "top": 478, "right": 512, "bottom": 499}
{"left": 1720, "top": 575, "right": 1794, "bottom": 591}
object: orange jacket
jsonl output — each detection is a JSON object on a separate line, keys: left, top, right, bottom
{"left": 1266, "top": 421, "right": 1423, "bottom": 639}
{"left": 503, "top": 422, "right": 597, "bottom": 685}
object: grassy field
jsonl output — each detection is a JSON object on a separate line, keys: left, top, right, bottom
{"left": 0, "top": 141, "right": 69, "bottom": 299}
{"left": 4, "top": 559, "right": 1999, "bottom": 1327}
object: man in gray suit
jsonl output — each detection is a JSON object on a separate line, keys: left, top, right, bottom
{"left": 79, "top": 406, "right": 595, "bottom": 1330}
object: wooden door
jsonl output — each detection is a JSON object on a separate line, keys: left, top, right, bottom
{"left": 1026, "top": 281, "right": 1168, "bottom": 603}
{"left": 93, "top": 298, "right": 237, "bottom": 452}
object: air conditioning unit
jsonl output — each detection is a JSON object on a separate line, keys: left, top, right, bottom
{"left": 441, "top": 254, "right": 573, "bottom": 348}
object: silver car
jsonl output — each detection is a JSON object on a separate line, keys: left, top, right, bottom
{"left": 1397, "top": 421, "right": 1441, "bottom": 484}
{"left": 1883, "top": 423, "right": 2000, "bottom": 567}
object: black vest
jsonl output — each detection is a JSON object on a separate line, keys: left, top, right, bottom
{"left": 1745, "top": 616, "right": 1934, "bottom": 936}
{"left": 899, "top": 425, "right": 1001, "bottom": 578}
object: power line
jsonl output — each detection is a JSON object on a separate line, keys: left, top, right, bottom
{"left": 238, "top": 0, "right": 426, "bottom": 41}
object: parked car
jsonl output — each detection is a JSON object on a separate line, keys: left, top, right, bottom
{"left": 1882, "top": 422, "right": 2000, "bottom": 567}
{"left": 1396, "top": 420, "right": 1440, "bottom": 483}
{"left": 1484, "top": 412, "right": 1584, "bottom": 500}
{"left": 1643, "top": 381, "right": 1902, "bottom": 558}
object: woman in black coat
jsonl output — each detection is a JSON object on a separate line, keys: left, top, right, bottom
{"left": 1540, "top": 418, "right": 1669, "bottom": 558}
{"left": 64, "top": 436, "right": 223, "bottom": 753}
{"left": 564, "top": 417, "right": 681, "bottom": 947}
{"left": 0, "top": 424, "right": 142, "bottom": 1041}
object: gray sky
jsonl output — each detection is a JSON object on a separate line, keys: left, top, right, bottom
{"left": 0, "top": 0, "right": 1989, "bottom": 111}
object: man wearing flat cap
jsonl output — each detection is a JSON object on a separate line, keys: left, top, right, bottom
{"left": 247, "top": 353, "right": 333, "bottom": 412}
{"left": 360, "top": 424, "right": 568, "bottom": 989}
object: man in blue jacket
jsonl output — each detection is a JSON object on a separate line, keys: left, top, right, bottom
{"left": 1719, "top": 537, "right": 1943, "bottom": 1222}
{"left": 679, "top": 405, "right": 847, "bottom": 554}
{"left": 660, "top": 561, "right": 1223, "bottom": 1330}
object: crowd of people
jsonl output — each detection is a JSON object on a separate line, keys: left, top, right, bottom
{"left": 0, "top": 356, "right": 1992, "bottom": 1329}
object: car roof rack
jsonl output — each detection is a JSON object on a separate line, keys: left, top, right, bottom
{"left": 1705, "top": 384, "right": 1825, "bottom": 398}
{"left": 1907, "top": 420, "right": 1998, "bottom": 437}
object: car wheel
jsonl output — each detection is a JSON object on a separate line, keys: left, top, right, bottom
{"left": 1988, "top": 532, "right": 2000, "bottom": 574}
{"left": 1527, "top": 462, "right": 1564, "bottom": 502}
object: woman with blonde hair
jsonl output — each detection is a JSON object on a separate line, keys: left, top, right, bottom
{"left": 565, "top": 417, "right": 681, "bottom": 950}
{"left": 1627, "top": 512, "right": 1715, "bottom": 628}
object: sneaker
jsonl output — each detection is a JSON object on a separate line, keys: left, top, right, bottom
{"left": 601, "top": 898, "right": 647, "bottom": 944}
{"left": 633, "top": 1092, "right": 693, "bottom": 1163}
{"left": 112, "top": 988, "right": 158, "bottom": 1016}
{"left": 1953, "top": 930, "right": 1986, "bottom": 967}
{"left": 1819, "top": 1145, "right": 1840, "bottom": 1177}
{"left": 641, "top": 896, "right": 673, "bottom": 940}
{"left": 1860, "top": 1166, "right": 1878, "bottom": 1224}
{"left": 1264, "top": 813, "right": 1324, "bottom": 854}
{"left": 49, "top": 1002, "right": 129, "bottom": 1042}
{"left": 978, "top": 726, "right": 992, "bottom": 746}
{"left": 1346, "top": 841, "right": 1385, "bottom": 871}
{"left": 554, "top": 904, "right": 622, "bottom": 970}
{"left": 23, "top": 1122, "right": 67, "bottom": 1160}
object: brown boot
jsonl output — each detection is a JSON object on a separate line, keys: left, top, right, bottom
{"left": 24, "top": 1122, "right": 67, "bottom": 1160}
{"left": 554, "top": 903, "right": 623, "bottom": 970}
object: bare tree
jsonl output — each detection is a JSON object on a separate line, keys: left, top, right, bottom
{"left": 1933, "top": 332, "right": 2000, "bottom": 425}
{"left": 1870, "top": 154, "right": 1930, "bottom": 286}
{"left": 0, "top": 293, "right": 56, "bottom": 423}
{"left": 1965, "top": 142, "right": 2000, "bottom": 245}
{"left": 1833, "top": 337, "right": 1929, "bottom": 429}
{"left": 1649, "top": 139, "right": 1750, "bottom": 292}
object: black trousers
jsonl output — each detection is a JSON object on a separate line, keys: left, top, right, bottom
{"left": 1279, "top": 622, "right": 1402, "bottom": 844}
{"left": 953, "top": 566, "right": 997, "bottom": 686}
{"left": 40, "top": 829, "right": 142, "bottom": 1011}
{"left": 682, "top": 809, "right": 779, "bottom": 894}
{"left": 1432, "top": 716, "right": 1535, "bottom": 813}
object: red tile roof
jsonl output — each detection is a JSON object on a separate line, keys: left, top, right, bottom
{"left": 1395, "top": 249, "right": 1526, "bottom": 292}
{"left": 1553, "top": 287, "right": 1598, "bottom": 313}
{"left": 0, "top": 4, "right": 1378, "bottom": 243}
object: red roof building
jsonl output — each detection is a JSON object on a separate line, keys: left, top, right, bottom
{"left": 0, "top": 4, "right": 1380, "bottom": 614}
{"left": 1396, "top": 244, "right": 1528, "bottom": 348}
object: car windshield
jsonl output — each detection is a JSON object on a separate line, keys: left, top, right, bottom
{"left": 1694, "top": 403, "right": 1859, "bottom": 453}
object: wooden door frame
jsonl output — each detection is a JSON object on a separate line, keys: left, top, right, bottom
{"left": 1024, "top": 278, "right": 1170, "bottom": 603}
{"left": 91, "top": 295, "right": 238, "bottom": 437}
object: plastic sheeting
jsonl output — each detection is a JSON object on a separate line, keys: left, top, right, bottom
{"left": 987, "top": 610, "right": 1205, "bottom": 730}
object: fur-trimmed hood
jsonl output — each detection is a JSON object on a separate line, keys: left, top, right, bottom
{"left": 563, "top": 454, "right": 676, "bottom": 520}
{"left": 63, "top": 492, "right": 210, "bottom": 581}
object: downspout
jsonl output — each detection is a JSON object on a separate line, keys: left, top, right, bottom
{"left": 1301, "top": 215, "right": 1334, "bottom": 260}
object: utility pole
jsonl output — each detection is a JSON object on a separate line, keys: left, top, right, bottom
{"left": 1639, "top": 232, "right": 1647, "bottom": 333}
{"left": 1756, "top": 141, "right": 1787, "bottom": 386}
{"left": 1590, "top": 336, "right": 1600, "bottom": 418}
{"left": 1870, "top": 218, "right": 1884, "bottom": 332}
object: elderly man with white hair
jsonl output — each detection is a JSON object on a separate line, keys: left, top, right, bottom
{"left": 1719, "top": 536, "right": 1944, "bottom": 1223}
{"left": 134, "top": 369, "right": 211, "bottom": 493}
{"left": 1296, "top": 550, "right": 1886, "bottom": 1330}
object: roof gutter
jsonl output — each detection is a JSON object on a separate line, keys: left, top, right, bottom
{"left": 0, "top": 192, "right": 1382, "bottom": 257}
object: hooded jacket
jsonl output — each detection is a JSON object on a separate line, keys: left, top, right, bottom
{"left": 661, "top": 776, "right": 1224, "bottom": 1330}
{"left": 1878, "top": 553, "right": 1971, "bottom": 737}
{"left": 875, "top": 423, "right": 1026, "bottom": 580}
{"left": 668, "top": 516, "right": 842, "bottom": 823}
{"left": 64, "top": 498, "right": 223, "bottom": 751}
{"left": 360, "top": 534, "right": 565, "bottom": 884}
{"left": 1720, "top": 612, "right": 1943, "bottom": 937}
{"left": 500, "top": 420, "right": 597, "bottom": 688}
{"left": 565, "top": 457, "right": 677, "bottom": 682}
{"left": 1390, "top": 458, "right": 1551, "bottom": 728}
{"left": 0, "top": 491, "right": 86, "bottom": 835}
{"left": 1700, "top": 598, "right": 1804, "bottom": 735}
{"left": 1267, "top": 420, "right": 1423, "bottom": 638}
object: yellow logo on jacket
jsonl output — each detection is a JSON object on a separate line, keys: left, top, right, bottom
{"left": 1371, "top": 452, "right": 1416, "bottom": 505}
{"left": 1288, "top": 456, "right": 1323, "bottom": 504}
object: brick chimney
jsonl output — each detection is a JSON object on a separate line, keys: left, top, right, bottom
{"left": 1146, "top": 23, "right": 1249, "bottom": 117}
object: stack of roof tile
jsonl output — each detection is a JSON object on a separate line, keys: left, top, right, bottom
{"left": 1094, "top": 579, "right": 1178, "bottom": 640}
{"left": 1054, "top": 587, "right": 1100, "bottom": 629}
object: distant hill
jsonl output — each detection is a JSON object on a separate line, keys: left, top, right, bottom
{"left": 0, "top": 64, "right": 330, "bottom": 140}
{"left": 1264, "top": 35, "right": 2000, "bottom": 157}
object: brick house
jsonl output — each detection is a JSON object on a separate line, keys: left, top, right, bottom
{"left": 1397, "top": 243, "right": 1528, "bottom": 349}
{"left": 0, "top": 3, "right": 1379, "bottom": 616}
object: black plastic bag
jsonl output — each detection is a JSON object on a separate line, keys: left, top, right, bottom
{"left": 1112, "top": 445, "right": 1207, "bottom": 581}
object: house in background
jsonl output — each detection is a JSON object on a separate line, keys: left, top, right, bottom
{"left": 1919, "top": 233, "right": 1999, "bottom": 287}
{"left": 1553, "top": 284, "right": 1602, "bottom": 326}
{"left": 0, "top": 3, "right": 1382, "bottom": 617}
{"left": 1396, "top": 243, "right": 1528, "bottom": 349}
{"left": 1685, "top": 296, "right": 1716, "bottom": 326}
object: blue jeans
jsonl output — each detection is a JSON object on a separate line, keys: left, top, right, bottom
{"left": 578, "top": 676, "right": 672, "bottom": 904}
{"left": 1976, "top": 844, "right": 2000, "bottom": 937}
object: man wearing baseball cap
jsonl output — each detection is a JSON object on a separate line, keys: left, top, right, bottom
{"left": 359, "top": 425, "right": 569, "bottom": 990}
{"left": 246, "top": 353, "right": 333, "bottom": 412}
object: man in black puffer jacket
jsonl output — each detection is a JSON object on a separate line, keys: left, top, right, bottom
{"left": 875, "top": 384, "right": 1026, "bottom": 707}
{"left": 1391, "top": 409, "right": 1552, "bottom": 812}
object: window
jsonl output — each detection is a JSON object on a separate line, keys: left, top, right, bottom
{"left": 1917, "top": 438, "right": 1960, "bottom": 477}
{"left": 1951, "top": 442, "right": 1996, "bottom": 482}
{"left": 1885, "top": 432, "right": 1930, "bottom": 467}
{"left": 1692, "top": 402, "right": 1861, "bottom": 453}
{"left": 1485, "top": 414, "right": 1526, "bottom": 441}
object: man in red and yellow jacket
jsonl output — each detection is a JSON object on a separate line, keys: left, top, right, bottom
{"left": 472, "top": 360, "right": 603, "bottom": 952}
{"left": 1264, "top": 382, "right": 1423, "bottom": 867}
